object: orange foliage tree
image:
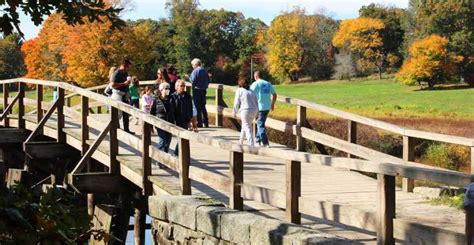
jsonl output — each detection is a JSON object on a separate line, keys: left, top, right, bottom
{"left": 396, "top": 34, "right": 462, "bottom": 88}
{"left": 332, "top": 17, "right": 386, "bottom": 78}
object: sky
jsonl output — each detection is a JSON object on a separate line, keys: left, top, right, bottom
{"left": 18, "top": 0, "right": 409, "bottom": 40}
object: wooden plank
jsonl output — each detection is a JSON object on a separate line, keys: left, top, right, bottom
{"left": 149, "top": 146, "right": 178, "bottom": 170}
{"left": 348, "top": 120, "right": 357, "bottom": 158}
{"left": 402, "top": 136, "right": 415, "bottom": 192}
{"left": 296, "top": 105, "right": 306, "bottom": 152}
{"left": 37, "top": 84, "right": 43, "bottom": 123}
{"left": 188, "top": 165, "right": 230, "bottom": 192}
{"left": 215, "top": 85, "right": 223, "bottom": 127}
{"left": 24, "top": 141, "right": 76, "bottom": 159}
{"left": 241, "top": 183, "right": 286, "bottom": 208}
{"left": 286, "top": 160, "right": 301, "bottom": 224}
{"left": 141, "top": 122, "right": 152, "bottom": 196}
{"left": 0, "top": 93, "right": 19, "bottom": 121}
{"left": 377, "top": 174, "right": 395, "bottom": 245}
{"left": 178, "top": 137, "right": 191, "bottom": 195}
{"left": 229, "top": 150, "right": 243, "bottom": 210}
{"left": 68, "top": 172, "right": 136, "bottom": 193}
{"left": 23, "top": 100, "right": 59, "bottom": 143}
{"left": 57, "top": 87, "right": 65, "bottom": 143}
{"left": 3, "top": 83, "right": 9, "bottom": 127}
{"left": 70, "top": 121, "right": 111, "bottom": 175}
{"left": 0, "top": 128, "right": 29, "bottom": 145}
{"left": 109, "top": 107, "right": 119, "bottom": 174}
{"left": 17, "top": 82, "right": 25, "bottom": 129}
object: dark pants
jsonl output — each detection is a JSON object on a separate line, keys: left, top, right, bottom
{"left": 122, "top": 96, "right": 131, "bottom": 132}
{"left": 193, "top": 88, "right": 208, "bottom": 127}
{"left": 157, "top": 128, "right": 172, "bottom": 153}
{"left": 256, "top": 110, "right": 270, "bottom": 145}
{"left": 467, "top": 206, "right": 474, "bottom": 245}
{"left": 131, "top": 98, "right": 139, "bottom": 109}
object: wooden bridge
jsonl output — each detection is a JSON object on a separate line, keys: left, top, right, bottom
{"left": 0, "top": 78, "right": 473, "bottom": 244}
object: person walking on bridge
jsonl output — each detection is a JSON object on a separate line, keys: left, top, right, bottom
{"left": 250, "top": 70, "right": 277, "bottom": 147}
{"left": 109, "top": 59, "right": 135, "bottom": 135}
{"left": 233, "top": 79, "right": 259, "bottom": 146}
{"left": 189, "top": 58, "right": 210, "bottom": 128}
{"left": 171, "top": 79, "right": 193, "bottom": 155}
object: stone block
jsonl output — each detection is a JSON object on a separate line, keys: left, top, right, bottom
{"left": 148, "top": 195, "right": 171, "bottom": 220}
{"left": 249, "top": 218, "right": 301, "bottom": 244}
{"left": 165, "top": 196, "right": 222, "bottom": 230}
{"left": 282, "top": 230, "right": 351, "bottom": 245}
{"left": 220, "top": 211, "right": 262, "bottom": 243}
{"left": 152, "top": 219, "right": 173, "bottom": 240}
{"left": 196, "top": 206, "right": 231, "bottom": 237}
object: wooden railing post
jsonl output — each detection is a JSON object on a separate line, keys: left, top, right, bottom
{"left": 57, "top": 87, "right": 65, "bottom": 143}
{"left": 18, "top": 82, "right": 25, "bottom": 129}
{"left": 37, "top": 84, "right": 43, "bottom": 123}
{"left": 141, "top": 122, "right": 152, "bottom": 196}
{"left": 286, "top": 160, "right": 301, "bottom": 224}
{"left": 377, "top": 173, "right": 395, "bottom": 245}
{"left": 3, "top": 83, "right": 9, "bottom": 127}
{"left": 296, "top": 106, "right": 306, "bottom": 151}
{"left": 109, "top": 107, "right": 119, "bottom": 174}
{"left": 471, "top": 147, "right": 474, "bottom": 174}
{"left": 402, "top": 136, "right": 415, "bottom": 192}
{"left": 134, "top": 194, "right": 146, "bottom": 245}
{"left": 215, "top": 85, "right": 223, "bottom": 127}
{"left": 81, "top": 96, "right": 94, "bottom": 216}
{"left": 179, "top": 137, "right": 191, "bottom": 195}
{"left": 229, "top": 150, "right": 243, "bottom": 210}
{"left": 66, "top": 97, "right": 71, "bottom": 107}
{"left": 347, "top": 120, "right": 357, "bottom": 158}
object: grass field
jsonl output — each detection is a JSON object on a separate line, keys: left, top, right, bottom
{"left": 215, "top": 78, "right": 474, "bottom": 120}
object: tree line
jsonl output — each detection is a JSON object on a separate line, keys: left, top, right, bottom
{"left": 0, "top": 0, "right": 472, "bottom": 88}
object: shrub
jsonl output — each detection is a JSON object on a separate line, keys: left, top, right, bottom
{"left": 422, "top": 143, "right": 470, "bottom": 171}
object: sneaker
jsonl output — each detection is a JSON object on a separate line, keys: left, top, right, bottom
{"left": 263, "top": 144, "right": 269, "bottom": 148}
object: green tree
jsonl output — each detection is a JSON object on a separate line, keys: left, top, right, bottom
{"left": 0, "top": 1, "right": 124, "bottom": 37}
{"left": 0, "top": 34, "right": 25, "bottom": 79}
{"left": 359, "top": 4, "right": 405, "bottom": 71}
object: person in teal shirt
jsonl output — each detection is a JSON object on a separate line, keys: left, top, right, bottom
{"left": 250, "top": 70, "right": 277, "bottom": 147}
{"left": 129, "top": 76, "right": 140, "bottom": 124}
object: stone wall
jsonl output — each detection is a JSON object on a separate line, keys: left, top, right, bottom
{"left": 148, "top": 196, "right": 351, "bottom": 245}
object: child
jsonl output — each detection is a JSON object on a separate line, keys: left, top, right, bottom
{"left": 129, "top": 76, "right": 140, "bottom": 124}
{"left": 141, "top": 86, "right": 155, "bottom": 133}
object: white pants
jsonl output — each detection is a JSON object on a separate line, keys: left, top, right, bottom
{"left": 240, "top": 109, "right": 258, "bottom": 146}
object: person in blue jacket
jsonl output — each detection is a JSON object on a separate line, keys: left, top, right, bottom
{"left": 189, "top": 58, "right": 210, "bottom": 128}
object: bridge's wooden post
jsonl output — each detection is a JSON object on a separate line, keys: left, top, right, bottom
{"left": 296, "top": 105, "right": 306, "bottom": 152}
{"left": 36, "top": 84, "right": 43, "bottom": 124}
{"left": 229, "top": 150, "right": 243, "bottom": 210}
{"left": 470, "top": 147, "right": 474, "bottom": 174}
{"left": 97, "top": 105, "right": 102, "bottom": 114}
{"left": 109, "top": 107, "right": 119, "bottom": 174}
{"left": 179, "top": 137, "right": 191, "bottom": 195}
{"left": 56, "top": 87, "right": 65, "bottom": 143}
{"left": 402, "top": 136, "right": 415, "bottom": 192}
{"left": 66, "top": 96, "right": 71, "bottom": 107}
{"left": 215, "top": 85, "right": 223, "bottom": 127}
{"left": 3, "top": 83, "right": 9, "bottom": 127}
{"left": 377, "top": 173, "right": 395, "bottom": 245}
{"left": 17, "top": 82, "right": 25, "bottom": 129}
{"left": 347, "top": 120, "right": 357, "bottom": 158}
{"left": 134, "top": 194, "right": 146, "bottom": 245}
{"left": 141, "top": 122, "right": 152, "bottom": 196}
{"left": 286, "top": 160, "right": 301, "bottom": 224}
{"left": 81, "top": 96, "right": 94, "bottom": 216}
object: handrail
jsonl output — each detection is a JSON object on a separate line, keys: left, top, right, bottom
{"left": 1, "top": 77, "right": 470, "bottom": 185}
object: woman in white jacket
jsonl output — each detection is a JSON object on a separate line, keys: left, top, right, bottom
{"left": 233, "top": 79, "right": 259, "bottom": 146}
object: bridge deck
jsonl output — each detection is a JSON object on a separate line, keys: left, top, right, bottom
{"left": 14, "top": 112, "right": 465, "bottom": 243}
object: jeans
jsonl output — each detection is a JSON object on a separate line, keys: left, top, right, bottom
{"left": 157, "top": 128, "right": 172, "bottom": 153}
{"left": 193, "top": 88, "right": 208, "bottom": 127}
{"left": 256, "top": 110, "right": 269, "bottom": 145}
{"left": 239, "top": 109, "right": 258, "bottom": 146}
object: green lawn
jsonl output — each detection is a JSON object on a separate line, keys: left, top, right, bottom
{"left": 212, "top": 79, "right": 474, "bottom": 120}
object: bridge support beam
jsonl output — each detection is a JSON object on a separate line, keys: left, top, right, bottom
{"left": 347, "top": 120, "right": 357, "bottom": 158}
{"left": 179, "top": 137, "right": 191, "bottom": 195}
{"left": 230, "top": 150, "right": 243, "bottom": 210}
{"left": 0, "top": 128, "right": 29, "bottom": 146}
{"left": 402, "top": 136, "right": 415, "bottom": 192}
{"left": 286, "top": 160, "right": 301, "bottom": 224}
{"left": 215, "top": 85, "right": 224, "bottom": 127}
{"left": 296, "top": 106, "right": 306, "bottom": 152}
{"left": 377, "top": 174, "right": 395, "bottom": 245}
{"left": 24, "top": 141, "right": 76, "bottom": 159}
{"left": 68, "top": 172, "right": 136, "bottom": 194}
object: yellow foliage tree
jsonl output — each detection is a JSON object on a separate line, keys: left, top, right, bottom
{"left": 332, "top": 17, "right": 385, "bottom": 77}
{"left": 396, "top": 35, "right": 462, "bottom": 88}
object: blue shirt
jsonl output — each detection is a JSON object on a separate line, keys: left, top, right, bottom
{"left": 189, "top": 66, "right": 210, "bottom": 90}
{"left": 250, "top": 79, "right": 276, "bottom": 111}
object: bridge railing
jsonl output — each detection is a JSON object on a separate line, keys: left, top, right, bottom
{"left": 1, "top": 78, "right": 473, "bottom": 244}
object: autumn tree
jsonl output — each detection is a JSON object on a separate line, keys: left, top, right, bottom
{"left": 410, "top": 0, "right": 473, "bottom": 86}
{"left": 332, "top": 17, "right": 387, "bottom": 78}
{"left": 266, "top": 8, "right": 337, "bottom": 82}
{"left": 396, "top": 35, "right": 461, "bottom": 88}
